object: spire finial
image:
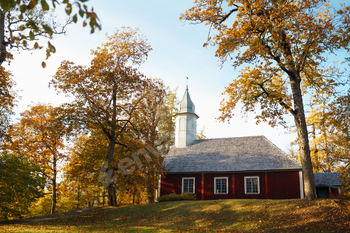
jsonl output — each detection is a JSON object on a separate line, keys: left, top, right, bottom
{"left": 186, "top": 77, "right": 189, "bottom": 90}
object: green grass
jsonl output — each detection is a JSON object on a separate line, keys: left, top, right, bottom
{"left": 1, "top": 199, "right": 350, "bottom": 232}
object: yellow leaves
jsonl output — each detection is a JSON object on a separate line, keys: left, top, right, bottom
{"left": 99, "top": 27, "right": 152, "bottom": 67}
{"left": 183, "top": 0, "right": 347, "bottom": 129}
{"left": 219, "top": 62, "right": 292, "bottom": 127}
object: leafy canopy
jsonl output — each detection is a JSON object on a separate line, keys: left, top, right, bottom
{"left": 0, "top": 0, "right": 100, "bottom": 32}
{"left": 0, "top": 153, "right": 44, "bottom": 221}
{"left": 181, "top": 0, "right": 348, "bottom": 126}
{"left": 0, "top": 66, "right": 16, "bottom": 141}
{"left": 0, "top": 0, "right": 101, "bottom": 67}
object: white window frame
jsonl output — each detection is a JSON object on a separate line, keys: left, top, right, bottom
{"left": 244, "top": 176, "right": 260, "bottom": 194}
{"left": 214, "top": 177, "right": 229, "bottom": 194}
{"left": 182, "top": 177, "right": 195, "bottom": 193}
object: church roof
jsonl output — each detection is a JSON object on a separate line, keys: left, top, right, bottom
{"left": 163, "top": 136, "right": 302, "bottom": 173}
{"left": 179, "top": 86, "right": 195, "bottom": 114}
{"left": 314, "top": 172, "right": 342, "bottom": 187}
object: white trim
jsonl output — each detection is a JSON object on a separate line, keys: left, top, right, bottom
{"left": 299, "top": 171, "right": 304, "bottom": 199}
{"left": 214, "top": 177, "right": 229, "bottom": 194}
{"left": 338, "top": 188, "right": 341, "bottom": 194}
{"left": 182, "top": 177, "right": 195, "bottom": 193}
{"left": 244, "top": 176, "right": 260, "bottom": 194}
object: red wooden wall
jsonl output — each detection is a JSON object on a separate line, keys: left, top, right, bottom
{"left": 160, "top": 171, "right": 301, "bottom": 200}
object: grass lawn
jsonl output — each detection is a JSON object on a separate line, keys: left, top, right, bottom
{"left": 0, "top": 198, "right": 349, "bottom": 232}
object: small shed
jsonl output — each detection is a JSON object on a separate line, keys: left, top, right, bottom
{"left": 314, "top": 172, "right": 342, "bottom": 198}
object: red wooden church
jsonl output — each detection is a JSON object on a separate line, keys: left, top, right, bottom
{"left": 158, "top": 87, "right": 304, "bottom": 200}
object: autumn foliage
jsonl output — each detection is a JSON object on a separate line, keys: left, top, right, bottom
{"left": 50, "top": 27, "right": 175, "bottom": 206}
{"left": 6, "top": 104, "right": 69, "bottom": 215}
{"left": 181, "top": 0, "right": 350, "bottom": 200}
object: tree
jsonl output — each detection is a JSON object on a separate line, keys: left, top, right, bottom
{"left": 131, "top": 81, "right": 177, "bottom": 203}
{"left": 196, "top": 125, "right": 207, "bottom": 140}
{"left": 181, "top": 0, "right": 350, "bottom": 200}
{"left": 64, "top": 130, "right": 107, "bottom": 207}
{"left": 0, "top": 152, "right": 44, "bottom": 221}
{"left": 6, "top": 103, "right": 68, "bottom": 214}
{"left": 306, "top": 96, "right": 340, "bottom": 173}
{"left": 64, "top": 83, "right": 177, "bottom": 205}
{"left": 50, "top": 27, "right": 153, "bottom": 206}
{"left": 327, "top": 92, "right": 350, "bottom": 196}
{"left": 0, "top": 0, "right": 101, "bottom": 66}
{"left": 0, "top": 66, "right": 16, "bottom": 142}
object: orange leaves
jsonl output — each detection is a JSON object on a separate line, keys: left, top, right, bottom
{"left": 101, "top": 27, "right": 152, "bottom": 67}
{"left": 0, "top": 67, "right": 17, "bottom": 141}
{"left": 49, "top": 27, "right": 175, "bottom": 205}
{"left": 183, "top": 0, "right": 346, "bottom": 72}
{"left": 184, "top": 0, "right": 348, "bottom": 132}
{"left": 219, "top": 63, "right": 291, "bottom": 127}
{"left": 6, "top": 104, "right": 69, "bottom": 197}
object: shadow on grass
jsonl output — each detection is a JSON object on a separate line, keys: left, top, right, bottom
{"left": 1, "top": 199, "right": 350, "bottom": 232}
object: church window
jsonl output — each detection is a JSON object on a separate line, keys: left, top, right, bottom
{"left": 214, "top": 177, "right": 228, "bottom": 194}
{"left": 182, "top": 177, "right": 195, "bottom": 193}
{"left": 245, "top": 176, "right": 260, "bottom": 194}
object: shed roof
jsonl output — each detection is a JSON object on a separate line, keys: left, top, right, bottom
{"left": 314, "top": 172, "right": 342, "bottom": 187}
{"left": 164, "top": 136, "right": 302, "bottom": 173}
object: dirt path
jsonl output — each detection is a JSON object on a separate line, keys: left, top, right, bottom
{"left": 0, "top": 206, "right": 102, "bottom": 225}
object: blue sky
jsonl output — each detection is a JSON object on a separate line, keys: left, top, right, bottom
{"left": 4, "top": 0, "right": 299, "bottom": 152}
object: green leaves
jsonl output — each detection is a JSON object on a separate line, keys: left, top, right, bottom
{"left": 0, "top": 0, "right": 101, "bottom": 67}
{"left": 79, "top": 8, "right": 85, "bottom": 17}
{"left": 72, "top": 14, "right": 78, "bottom": 23}
{"left": 0, "top": 153, "right": 44, "bottom": 221}
{"left": 42, "top": 24, "right": 53, "bottom": 37}
{"left": 0, "top": 0, "right": 15, "bottom": 12}
{"left": 29, "top": 31, "right": 35, "bottom": 40}
{"left": 40, "top": 0, "right": 49, "bottom": 11}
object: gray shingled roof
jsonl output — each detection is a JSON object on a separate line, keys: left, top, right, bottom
{"left": 164, "top": 136, "right": 302, "bottom": 173}
{"left": 314, "top": 172, "right": 342, "bottom": 187}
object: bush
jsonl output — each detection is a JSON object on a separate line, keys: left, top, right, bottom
{"left": 0, "top": 153, "right": 44, "bottom": 221}
{"left": 158, "top": 193, "right": 196, "bottom": 202}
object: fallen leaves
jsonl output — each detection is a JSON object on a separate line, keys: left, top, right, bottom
{"left": 1, "top": 199, "right": 350, "bottom": 232}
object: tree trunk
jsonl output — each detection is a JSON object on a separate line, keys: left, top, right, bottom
{"left": 102, "top": 188, "right": 106, "bottom": 206}
{"left": 0, "top": 10, "right": 6, "bottom": 65}
{"left": 290, "top": 77, "right": 316, "bottom": 200}
{"left": 107, "top": 140, "right": 117, "bottom": 206}
{"left": 50, "top": 157, "right": 57, "bottom": 214}
{"left": 107, "top": 179, "right": 116, "bottom": 206}
{"left": 76, "top": 187, "right": 80, "bottom": 208}
{"left": 145, "top": 187, "right": 154, "bottom": 204}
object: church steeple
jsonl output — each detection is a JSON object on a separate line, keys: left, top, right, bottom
{"left": 175, "top": 86, "right": 199, "bottom": 148}
{"left": 179, "top": 85, "right": 196, "bottom": 114}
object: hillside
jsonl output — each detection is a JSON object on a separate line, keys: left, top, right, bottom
{"left": 1, "top": 199, "right": 349, "bottom": 232}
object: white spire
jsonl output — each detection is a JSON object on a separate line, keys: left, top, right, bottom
{"left": 175, "top": 85, "right": 199, "bottom": 148}
{"left": 179, "top": 87, "right": 196, "bottom": 114}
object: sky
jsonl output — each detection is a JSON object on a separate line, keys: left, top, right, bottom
{"left": 3, "top": 0, "right": 299, "bottom": 152}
